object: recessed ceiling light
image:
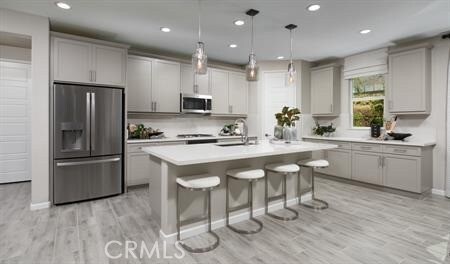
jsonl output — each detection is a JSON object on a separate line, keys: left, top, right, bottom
{"left": 55, "top": 1, "right": 71, "bottom": 9}
{"left": 234, "top": 20, "right": 245, "bottom": 26}
{"left": 229, "top": 44, "right": 238, "bottom": 48}
{"left": 160, "top": 27, "right": 171, "bottom": 33}
{"left": 360, "top": 29, "right": 371, "bottom": 34}
{"left": 307, "top": 4, "right": 321, "bottom": 11}
{"left": 277, "top": 56, "right": 285, "bottom": 60}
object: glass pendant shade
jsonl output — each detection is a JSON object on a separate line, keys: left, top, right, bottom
{"left": 285, "top": 62, "right": 296, "bottom": 86}
{"left": 246, "top": 53, "right": 259, "bottom": 81}
{"left": 192, "top": 41, "right": 208, "bottom": 74}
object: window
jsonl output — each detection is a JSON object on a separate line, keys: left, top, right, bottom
{"left": 351, "top": 74, "right": 385, "bottom": 128}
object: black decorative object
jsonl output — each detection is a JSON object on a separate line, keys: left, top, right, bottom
{"left": 387, "top": 132, "right": 412, "bottom": 141}
{"left": 371, "top": 124, "right": 381, "bottom": 138}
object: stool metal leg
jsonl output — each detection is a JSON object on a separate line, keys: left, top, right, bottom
{"left": 301, "top": 168, "right": 328, "bottom": 210}
{"left": 227, "top": 177, "right": 263, "bottom": 234}
{"left": 265, "top": 171, "right": 299, "bottom": 221}
{"left": 177, "top": 187, "right": 220, "bottom": 253}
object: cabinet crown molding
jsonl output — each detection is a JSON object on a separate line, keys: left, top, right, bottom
{"left": 51, "top": 31, "right": 130, "bottom": 49}
{"left": 388, "top": 42, "right": 433, "bottom": 54}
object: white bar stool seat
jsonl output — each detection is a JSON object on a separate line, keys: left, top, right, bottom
{"left": 297, "top": 159, "right": 329, "bottom": 210}
{"left": 226, "top": 168, "right": 264, "bottom": 234}
{"left": 264, "top": 162, "right": 300, "bottom": 221}
{"left": 176, "top": 175, "right": 220, "bottom": 253}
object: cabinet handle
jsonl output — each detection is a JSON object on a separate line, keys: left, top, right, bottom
{"left": 378, "top": 156, "right": 382, "bottom": 167}
{"left": 382, "top": 157, "right": 385, "bottom": 167}
{"left": 229, "top": 105, "right": 233, "bottom": 113}
{"left": 388, "top": 100, "right": 393, "bottom": 110}
{"left": 93, "top": 71, "right": 96, "bottom": 82}
{"left": 330, "top": 104, "right": 333, "bottom": 113}
{"left": 393, "top": 148, "right": 407, "bottom": 153}
{"left": 154, "top": 101, "right": 157, "bottom": 112}
{"left": 360, "top": 146, "right": 372, "bottom": 150}
{"left": 89, "top": 71, "right": 93, "bottom": 82}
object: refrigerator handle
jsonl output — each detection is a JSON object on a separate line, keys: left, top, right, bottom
{"left": 91, "top": 92, "right": 96, "bottom": 151}
{"left": 86, "top": 92, "right": 91, "bottom": 151}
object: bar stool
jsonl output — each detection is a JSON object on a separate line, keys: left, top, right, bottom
{"left": 297, "top": 159, "right": 329, "bottom": 210}
{"left": 264, "top": 163, "right": 300, "bottom": 221}
{"left": 226, "top": 168, "right": 265, "bottom": 234}
{"left": 176, "top": 175, "right": 220, "bottom": 253}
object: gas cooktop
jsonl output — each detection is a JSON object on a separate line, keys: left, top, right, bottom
{"left": 176, "top": 134, "right": 214, "bottom": 138}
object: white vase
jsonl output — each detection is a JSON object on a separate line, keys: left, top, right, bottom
{"left": 283, "top": 127, "right": 297, "bottom": 143}
{"left": 274, "top": 125, "right": 284, "bottom": 139}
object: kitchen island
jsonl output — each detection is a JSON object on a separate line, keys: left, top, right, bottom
{"left": 142, "top": 140, "right": 337, "bottom": 241}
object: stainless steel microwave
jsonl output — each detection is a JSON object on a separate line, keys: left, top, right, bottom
{"left": 180, "top": 93, "right": 212, "bottom": 114}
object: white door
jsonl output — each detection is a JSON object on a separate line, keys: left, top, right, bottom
{"left": 92, "top": 45, "right": 126, "bottom": 86}
{"left": 152, "top": 60, "right": 180, "bottom": 113}
{"left": 53, "top": 38, "right": 92, "bottom": 83}
{"left": 180, "top": 63, "right": 195, "bottom": 94}
{"left": 210, "top": 69, "right": 229, "bottom": 114}
{"left": 0, "top": 61, "right": 31, "bottom": 183}
{"left": 228, "top": 72, "right": 248, "bottom": 115}
{"left": 127, "top": 56, "right": 152, "bottom": 112}
{"left": 262, "top": 71, "right": 296, "bottom": 137}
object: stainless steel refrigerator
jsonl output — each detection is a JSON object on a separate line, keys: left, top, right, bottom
{"left": 53, "top": 83, "right": 124, "bottom": 204}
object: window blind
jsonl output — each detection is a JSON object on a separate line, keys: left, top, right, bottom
{"left": 343, "top": 48, "right": 388, "bottom": 79}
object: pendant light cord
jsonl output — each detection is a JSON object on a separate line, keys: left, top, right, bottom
{"left": 289, "top": 29, "right": 293, "bottom": 63}
{"left": 197, "top": 0, "right": 201, "bottom": 42}
{"left": 251, "top": 16, "right": 254, "bottom": 54}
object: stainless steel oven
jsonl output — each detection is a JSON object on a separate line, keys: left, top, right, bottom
{"left": 180, "top": 93, "right": 212, "bottom": 114}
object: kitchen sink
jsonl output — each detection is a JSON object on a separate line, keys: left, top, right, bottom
{"left": 216, "top": 142, "right": 256, "bottom": 147}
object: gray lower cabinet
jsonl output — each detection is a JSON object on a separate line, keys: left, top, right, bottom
{"left": 352, "top": 151, "right": 383, "bottom": 185}
{"left": 382, "top": 154, "right": 421, "bottom": 192}
{"left": 317, "top": 149, "right": 351, "bottom": 179}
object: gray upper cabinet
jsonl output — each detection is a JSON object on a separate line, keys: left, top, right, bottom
{"left": 152, "top": 60, "right": 181, "bottom": 113}
{"left": 310, "top": 65, "right": 340, "bottom": 116}
{"left": 181, "top": 64, "right": 210, "bottom": 95}
{"left": 52, "top": 36, "right": 127, "bottom": 87}
{"left": 126, "top": 56, "right": 152, "bottom": 112}
{"left": 228, "top": 72, "right": 248, "bottom": 115}
{"left": 210, "top": 69, "right": 230, "bottom": 114}
{"left": 388, "top": 45, "right": 431, "bottom": 115}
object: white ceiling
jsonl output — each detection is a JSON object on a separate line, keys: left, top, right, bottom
{"left": 0, "top": 0, "right": 449, "bottom": 64}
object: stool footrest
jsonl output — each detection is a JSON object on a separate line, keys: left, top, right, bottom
{"left": 301, "top": 198, "right": 328, "bottom": 210}
{"left": 179, "top": 231, "right": 220, "bottom": 253}
{"left": 266, "top": 207, "right": 299, "bottom": 221}
{"left": 227, "top": 217, "right": 263, "bottom": 234}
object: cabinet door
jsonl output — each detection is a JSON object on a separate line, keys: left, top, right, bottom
{"left": 53, "top": 38, "right": 92, "bottom": 83}
{"left": 228, "top": 72, "right": 248, "bottom": 115}
{"left": 351, "top": 151, "right": 383, "bottom": 185}
{"left": 317, "top": 149, "right": 351, "bottom": 179}
{"left": 181, "top": 64, "right": 195, "bottom": 94}
{"left": 152, "top": 60, "right": 180, "bottom": 113}
{"left": 126, "top": 56, "right": 152, "bottom": 112}
{"left": 196, "top": 70, "right": 210, "bottom": 95}
{"left": 92, "top": 45, "right": 127, "bottom": 87}
{"left": 311, "top": 67, "right": 334, "bottom": 115}
{"left": 383, "top": 155, "right": 421, "bottom": 193}
{"left": 126, "top": 153, "right": 151, "bottom": 186}
{"left": 210, "top": 69, "right": 229, "bottom": 114}
{"left": 388, "top": 48, "right": 429, "bottom": 113}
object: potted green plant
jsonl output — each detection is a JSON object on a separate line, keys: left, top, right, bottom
{"left": 312, "top": 122, "right": 336, "bottom": 137}
{"left": 274, "top": 106, "right": 301, "bottom": 142}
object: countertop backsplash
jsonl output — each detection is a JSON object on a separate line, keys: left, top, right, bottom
{"left": 127, "top": 116, "right": 238, "bottom": 138}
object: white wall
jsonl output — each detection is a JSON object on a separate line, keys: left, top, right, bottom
{"left": 128, "top": 116, "right": 240, "bottom": 138}
{"left": 309, "top": 37, "right": 450, "bottom": 192}
{"left": 0, "top": 45, "right": 31, "bottom": 61}
{"left": 0, "top": 9, "right": 50, "bottom": 207}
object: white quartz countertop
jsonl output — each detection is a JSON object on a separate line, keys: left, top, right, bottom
{"left": 302, "top": 136, "right": 436, "bottom": 147}
{"left": 142, "top": 140, "right": 338, "bottom": 166}
{"left": 127, "top": 135, "right": 242, "bottom": 144}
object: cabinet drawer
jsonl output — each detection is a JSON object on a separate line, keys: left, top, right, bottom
{"left": 351, "top": 143, "right": 382, "bottom": 152}
{"left": 382, "top": 145, "right": 421, "bottom": 156}
{"left": 325, "top": 141, "right": 351, "bottom": 150}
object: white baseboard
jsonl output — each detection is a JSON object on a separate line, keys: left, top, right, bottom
{"left": 30, "top": 201, "right": 51, "bottom": 210}
{"left": 160, "top": 193, "right": 312, "bottom": 243}
{"left": 432, "top": 189, "right": 446, "bottom": 196}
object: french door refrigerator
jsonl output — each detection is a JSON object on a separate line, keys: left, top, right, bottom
{"left": 53, "top": 83, "right": 124, "bottom": 204}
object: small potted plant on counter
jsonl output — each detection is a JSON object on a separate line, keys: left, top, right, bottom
{"left": 274, "top": 106, "right": 301, "bottom": 143}
{"left": 312, "top": 122, "right": 336, "bottom": 137}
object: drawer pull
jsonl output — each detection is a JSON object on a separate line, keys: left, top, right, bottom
{"left": 360, "top": 146, "right": 372, "bottom": 150}
{"left": 393, "top": 149, "right": 407, "bottom": 153}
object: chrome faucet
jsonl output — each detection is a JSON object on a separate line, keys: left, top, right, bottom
{"left": 234, "top": 118, "right": 248, "bottom": 145}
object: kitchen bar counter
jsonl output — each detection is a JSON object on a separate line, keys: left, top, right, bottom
{"left": 127, "top": 135, "right": 242, "bottom": 144}
{"left": 142, "top": 140, "right": 337, "bottom": 242}
{"left": 302, "top": 135, "right": 436, "bottom": 147}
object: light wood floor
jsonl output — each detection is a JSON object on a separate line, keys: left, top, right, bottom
{"left": 1, "top": 177, "right": 449, "bottom": 264}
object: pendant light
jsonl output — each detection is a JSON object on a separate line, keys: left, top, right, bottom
{"left": 245, "top": 9, "right": 259, "bottom": 82}
{"left": 192, "top": 0, "right": 207, "bottom": 74}
{"left": 285, "top": 24, "right": 297, "bottom": 87}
